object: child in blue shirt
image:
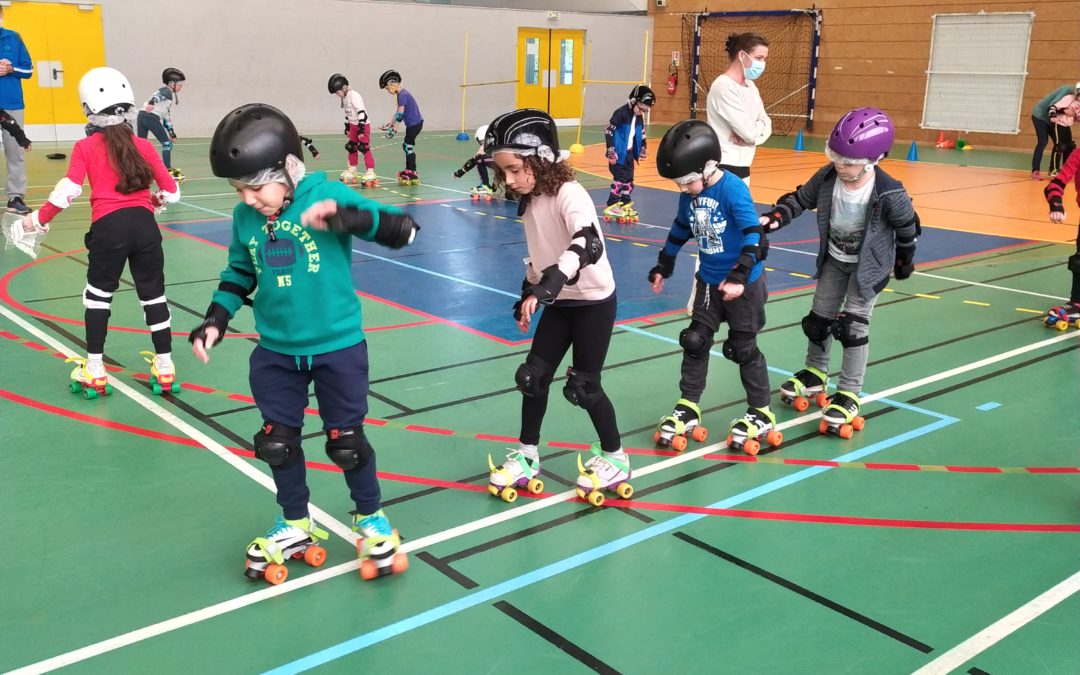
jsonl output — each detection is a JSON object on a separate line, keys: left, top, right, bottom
{"left": 379, "top": 69, "right": 424, "bottom": 185}
{"left": 649, "top": 120, "right": 777, "bottom": 455}
{"left": 602, "top": 85, "right": 655, "bottom": 223}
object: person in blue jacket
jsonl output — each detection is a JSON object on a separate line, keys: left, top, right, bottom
{"left": 602, "top": 85, "right": 654, "bottom": 223}
{"left": 0, "top": 6, "right": 32, "bottom": 214}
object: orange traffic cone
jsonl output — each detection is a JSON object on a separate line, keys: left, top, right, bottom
{"left": 933, "top": 131, "right": 947, "bottom": 148}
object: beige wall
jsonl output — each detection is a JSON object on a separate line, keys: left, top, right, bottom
{"left": 649, "top": 0, "right": 1080, "bottom": 150}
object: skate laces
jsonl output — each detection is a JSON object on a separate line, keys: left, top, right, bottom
{"left": 354, "top": 510, "right": 392, "bottom": 537}
{"left": 582, "top": 444, "right": 630, "bottom": 478}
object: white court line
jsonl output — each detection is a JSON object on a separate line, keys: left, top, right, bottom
{"left": 913, "top": 271, "right": 1068, "bottom": 301}
{"left": 7, "top": 322, "right": 1078, "bottom": 674}
{"left": 912, "top": 569, "right": 1080, "bottom": 674}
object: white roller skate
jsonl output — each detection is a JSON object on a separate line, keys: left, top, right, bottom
{"left": 340, "top": 165, "right": 359, "bottom": 185}
{"left": 727, "top": 406, "right": 782, "bottom": 456}
{"left": 779, "top": 367, "right": 829, "bottom": 412}
{"left": 602, "top": 202, "right": 637, "bottom": 224}
{"left": 66, "top": 356, "right": 111, "bottom": 399}
{"left": 487, "top": 448, "right": 544, "bottom": 503}
{"left": 354, "top": 509, "right": 408, "bottom": 580}
{"left": 167, "top": 167, "right": 185, "bottom": 185}
{"left": 140, "top": 351, "right": 180, "bottom": 395}
{"left": 575, "top": 444, "right": 633, "bottom": 507}
{"left": 819, "top": 391, "right": 865, "bottom": 439}
{"left": 1045, "top": 301, "right": 1080, "bottom": 331}
{"left": 654, "top": 398, "right": 708, "bottom": 451}
{"left": 470, "top": 184, "right": 493, "bottom": 202}
{"left": 360, "top": 168, "right": 379, "bottom": 188}
{"left": 244, "top": 515, "right": 329, "bottom": 585}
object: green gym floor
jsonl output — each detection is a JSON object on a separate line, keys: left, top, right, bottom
{"left": 2, "top": 126, "right": 1078, "bottom": 674}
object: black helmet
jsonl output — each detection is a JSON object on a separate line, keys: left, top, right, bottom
{"left": 209, "top": 103, "right": 303, "bottom": 179}
{"left": 378, "top": 69, "right": 401, "bottom": 89}
{"left": 629, "top": 84, "right": 656, "bottom": 106}
{"left": 162, "top": 67, "right": 185, "bottom": 84}
{"left": 483, "top": 108, "right": 561, "bottom": 163}
{"left": 328, "top": 73, "right": 348, "bottom": 94}
{"left": 655, "top": 120, "right": 721, "bottom": 179}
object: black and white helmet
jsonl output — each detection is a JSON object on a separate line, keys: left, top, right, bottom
{"left": 629, "top": 84, "right": 656, "bottom": 107}
{"left": 162, "top": 67, "right": 185, "bottom": 85}
{"left": 328, "top": 73, "right": 348, "bottom": 94}
{"left": 483, "top": 109, "right": 561, "bottom": 163}
{"left": 378, "top": 69, "right": 401, "bottom": 89}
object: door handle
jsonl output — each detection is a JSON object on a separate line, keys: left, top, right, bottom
{"left": 52, "top": 67, "right": 64, "bottom": 79}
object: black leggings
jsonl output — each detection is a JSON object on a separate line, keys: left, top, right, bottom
{"left": 520, "top": 297, "right": 621, "bottom": 452}
{"left": 403, "top": 121, "right": 423, "bottom": 172}
{"left": 1030, "top": 116, "right": 1073, "bottom": 173}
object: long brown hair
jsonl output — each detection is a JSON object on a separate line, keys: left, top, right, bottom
{"left": 492, "top": 154, "right": 576, "bottom": 211}
{"left": 103, "top": 124, "right": 153, "bottom": 194}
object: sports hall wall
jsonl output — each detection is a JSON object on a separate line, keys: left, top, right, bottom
{"left": 649, "top": 0, "right": 1080, "bottom": 150}
{"left": 94, "top": 0, "right": 650, "bottom": 136}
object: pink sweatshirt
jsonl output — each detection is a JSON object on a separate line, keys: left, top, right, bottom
{"left": 522, "top": 181, "right": 615, "bottom": 302}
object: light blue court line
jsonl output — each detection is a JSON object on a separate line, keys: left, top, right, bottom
{"left": 264, "top": 414, "right": 956, "bottom": 675}
{"left": 352, "top": 248, "right": 519, "bottom": 298}
{"left": 617, "top": 324, "right": 958, "bottom": 423}
{"left": 976, "top": 402, "right": 1002, "bottom": 411}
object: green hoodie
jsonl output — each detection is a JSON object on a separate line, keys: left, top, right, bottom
{"left": 211, "top": 172, "right": 402, "bottom": 356}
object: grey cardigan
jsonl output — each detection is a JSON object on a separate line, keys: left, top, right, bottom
{"left": 773, "top": 164, "right": 919, "bottom": 301}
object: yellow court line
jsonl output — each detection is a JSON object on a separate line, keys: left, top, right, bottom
{"left": 915, "top": 293, "right": 942, "bottom": 300}
{"left": 1016, "top": 307, "right": 1044, "bottom": 314}
{"left": 964, "top": 300, "right": 991, "bottom": 307}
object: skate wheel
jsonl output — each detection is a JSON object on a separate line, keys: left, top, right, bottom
{"left": 815, "top": 393, "right": 829, "bottom": 408}
{"left": 818, "top": 419, "right": 830, "bottom": 435}
{"left": 151, "top": 382, "right": 162, "bottom": 395}
{"left": 671, "top": 435, "right": 688, "bottom": 452}
{"left": 839, "top": 424, "right": 854, "bottom": 440}
{"left": 487, "top": 484, "right": 499, "bottom": 497}
{"left": 304, "top": 545, "right": 327, "bottom": 568}
{"left": 766, "top": 430, "right": 783, "bottom": 447}
{"left": 485, "top": 196, "right": 492, "bottom": 202}
{"left": 587, "top": 490, "right": 605, "bottom": 507}
{"left": 391, "top": 552, "right": 409, "bottom": 575}
{"left": 743, "top": 438, "right": 760, "bottom": 456}
{"left": 615, "top": 482, "right": 633, "bottom": 499}
{"left": 84, "top": 387, "right": 98, "bottom": 400}
{"left": 652, "top": 430, "right": 663, "bottom": 445}
{"left": 471, "top": 196, "right": 479, "bottom": 201}
{"left": 1056, "top": 320, "right": 1068, "bottom": 331}
{"left": 1074, "top": 319, "right": 1080, "bottom": 329}
{"left": 603, "top": 216, "right": 613, "bottom": 222}
{"left": 526, "top": 478, "right": 544, "bottom": 495}
{"left": 264, "top": 563, "right": 288, "bottom": 585}
{"left": 852, "top": 416, "right": 865, "bottom": 431}
{"left": 793, "top": 396, "right": 809, "bottom": 412}
{"left": 691, "top": 425, "right": 708, "bottom": 442}
{"left": 171, "top": 383, "right": 182, "bottom": 393}
{"left": 575, "top": 487, "right": 587, "bottom": 500}
{"left": 359, "top": 559, "right": 379, "bottom": 581}
{"left": 500, "top": 486, "right": 518, "bottom": 503}
{"left": 69, "top": 381, "right": 81, "bottom": 394}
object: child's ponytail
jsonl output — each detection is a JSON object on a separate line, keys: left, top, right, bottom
{"left": 103, "top": 124, "right": 153, "bottom": 194}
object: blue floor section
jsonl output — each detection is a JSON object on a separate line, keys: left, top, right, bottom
{"left": 169, "top": 186, "right": 1026, "bottom": 342}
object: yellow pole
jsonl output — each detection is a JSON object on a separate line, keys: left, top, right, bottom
{"left": 642, "top": 30, "right": 651, "bottom": 133}
{"left": 570, "top": 40, "right": 591, "bottom": 154}
{"left": 457, "top": 33, "right": 470, "bottom": 140}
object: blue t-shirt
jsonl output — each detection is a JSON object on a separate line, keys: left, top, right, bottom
{"left": 396, "top": 89, "right": 424, "bottom": 127}
{"left": 662, "top": 172, "right": 763, "bottom": 285}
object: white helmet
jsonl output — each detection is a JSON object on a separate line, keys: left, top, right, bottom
{"left": 475, "top": 124, "right": 489, "bottom": 147}
{"left": 79, "top": 67, "right": 135, "bottom": 115}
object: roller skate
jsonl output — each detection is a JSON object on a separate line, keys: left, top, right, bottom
{"left": 779, "top": 366, "right": 829, "bottom": 412}
{"left": 618, "top": 201, "right": 639, "bottom": 223}
{"left": 140, "top": 351, "right": 180, "bottom": 395}
{"left": 353, "top": 509, "right": 408, "bottom": 580}
{"left": 359, "top": 168, "right": 379, "bottom": 188}
{"left": 397, "top": 170, "right": 420, "bottom": 186}
{"left": 726, "top": 407, "right": 782, "bottom": 456}
{"left": 575, "top": 444, "right": 633, "bottom": 507}
{"left": 602, "top": 202, "right": 637, "bottom": 224}
{"left": 487, "top": 448, "right": 543, "bottom": 503}
{"left": 167, "top": 167, "right": 185, "bottom": 185}
{"left": 244, "top": 515, "right": 329, "bottom": 585}
{"left": 654, "top": 398, "right": 708, "bottom": 451}
{"left": 339, "top": 165, "right": 359, "bottom": 185}
{"left": 66, "top": 356, "right": 112, "bottom": 399}
{"left": 819, "top": 391, "right": 865, "bottom": 439}
{"left": 470, "top": 184, "right": 494, "bottom": 202}
{"left": 1044, "top": 301, "right": 1080, "bottom": 331}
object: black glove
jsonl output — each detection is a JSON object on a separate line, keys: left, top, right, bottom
{"left": 648, "top": 250, "right": 676, "bottom": 282}
{"left": 188, "top": 302, "right": 231, "bottom": 347}
{"left": 1049, "top": 106, "right": 1059, "bottom": 121}
{"left": 345, "top": 122, "right": 350, "bottom": 134}
{"left": 512, "top": 278, "right": 530, "bottom": 321}
{"left": 529, "top": 265, "right": 568, "bottom": 305}
{"left": 894, "top": 247, "right": 915, "bottom": 280}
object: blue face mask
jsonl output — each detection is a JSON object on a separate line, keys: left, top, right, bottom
{"left": 742, "top": 54, "right": 766, "bottom": 81}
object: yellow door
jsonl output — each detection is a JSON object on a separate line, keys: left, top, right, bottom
{"left": 515, "top": 28, "right": 584, "bottom": 123}
{"left": 7, "top": 2, "right": 106, "bottom": 142}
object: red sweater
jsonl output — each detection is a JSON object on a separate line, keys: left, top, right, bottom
{"left": 1045, "top": 149, "right": 1080, "bottom": 210}
{"left": 38, "top": 133, "right": 177, "bottom": 226}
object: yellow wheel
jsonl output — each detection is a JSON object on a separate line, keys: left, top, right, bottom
{"left": 587, "top": 490, "right": 605, "bottom": 507}
{"left": 500, "top": 486, "right": 518, "bottom": 503}
{"left": 615, "top": 482, "right": 633, "bottom": 499}
{"left": 576, "top": 487, "right": 587, "bottom": 500}
{"left": 526, "top": 478, "right": 544, "bottom": 494}
{"left": 487, "top": 484, "right": 499, "bottom": 497}
{"left": 1056, "top": 320, "right": 1069, "bottom": 331}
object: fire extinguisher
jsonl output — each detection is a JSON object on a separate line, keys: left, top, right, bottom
{"left": 667, "top": 62, "right": 678, "bottom": 95}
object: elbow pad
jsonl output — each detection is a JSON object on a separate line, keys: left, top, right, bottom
{"left": 48, "top": 177, "right": 82, "bottom": 210}
{"left": 394, "top": 111, "right": 404, "bottom": 123}
{"left": 567, "top": 225, "right": 603, "bottom": 268}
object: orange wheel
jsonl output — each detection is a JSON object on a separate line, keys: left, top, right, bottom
{"left": 653, "top": 430, "right": 662, "bottom": 445}
{"left": 615, "top": 482, "right": 634, "bottom": 499}
{"left": 691, "top": 425, "right": 708, "bottom": 442}
{"left": 743, "top": 438, "right": 760, "bottom": 456}
{"left": 839, "top": 424, "right": 853, "bottom": 440}
{"left": 819, "top": 419, "right": 829, "bottom": 434}
{"left": 794, "top": 397, "right": 809, "bottom": 412}
{"left": 304, "top": 545, "right": 327, "bottom": 568}
{"left": 815, "top": 393, "right": 829, "bottom": 408}
{"left": 671, "top": 435, "right": 688, "bottom": 452}
{"left": 391, "top": 552, "right": 409, "bottom": 575}
{"left": 526, "top": 478, "right": 544, "bottom": 494}
{"left": 587, "top": 490, "right": 605, "bottom": 507}
{"left": 851, "top": 416, "right": 865, "bottom": 431}
{"left": 264, "top": 563, "right": 288, "bottom": 585}
{"left": 725, "top": 434, "right": 733, "bottom": 447}
{"left": 766, "top": 430, "right": 783, "bottom": 447}
{"left": 359, "top": 559, "right": 379, "bottom": 580}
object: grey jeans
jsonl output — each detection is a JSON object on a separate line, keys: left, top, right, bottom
{"left": 2, "top": 107, "right": 25, "bottom": 199}
{"left": 806, "top": 255, "right": 879, "bottom": 393}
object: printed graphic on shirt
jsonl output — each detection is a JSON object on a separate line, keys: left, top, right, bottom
{"left": 690, "top": 196, "right": 727, "bottom": 255}
{"left": 247, "top": 219, "right": 323, "bottom": 288}
{"left": 827, "top": 227, "right": 864, "bottom": 257}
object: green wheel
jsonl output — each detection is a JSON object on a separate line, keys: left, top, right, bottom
{"left": 84, "top": 387, "right": 98, "bottom": 400}
{"left": 69, "top": 381, "right": 81, "bottom": 394}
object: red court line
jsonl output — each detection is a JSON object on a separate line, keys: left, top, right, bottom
{"left": 366, "top": 319, "right": 438, "bottom": 332}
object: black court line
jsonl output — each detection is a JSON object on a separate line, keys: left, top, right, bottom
{"left": 493, "top": 600, "right": 622, "bottom": 675}
{"left": 673, "top": 532, "right": 935, "bottom": 653}
{"left": 415, "top": 551, "right": 478, "bottom": 590}
{"left": 21, "top": 277, "right": 224, "bottom": 304}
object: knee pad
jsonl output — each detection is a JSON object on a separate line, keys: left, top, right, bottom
{"left": 162, "top": 140, "right": 173, "bottom": 151}
{"left": 562, "top": 367, "right": 604, "bottom": 409}
{"left": 831, "top": 312, "right": 870, "bottom": 348}
{"left": 721, "top": 331, "right": 761, "bottom": 365}
{"left": 254, "top": 422, "right": 302, "bottom": 468}
{"left": 515, "top": 353, "right": 554, "bottom": 398}
{"left": 325, "top": 426, "right": 373, "bottom": 471}
{"left": 83, "top": 283, "right": 114, "bottom": 311}
{"left": 345, "top": 140, "right": 358, "bottom": 153}
{"left": 403, "top": 142, "right": 415, "bottom": 155}
{"left": 1068, "top": 252, "right": 1080, "bottom": 274}
{"left": 621, "top": 181, "right": 634, "bottom": 198}
{"left": 356, "top": 140, "right": 369, "bottom": 154}
{"left": 801, "top": 311, "right": 832, "bottom": 345}
{"left": 140, "top": 295, "right": 170, "bottom": 330}
{"left": 609, "top": 182, "right": 622, "bottom": 197}
{"left": 679, "top": 322, "right": 713, "bottom": 358}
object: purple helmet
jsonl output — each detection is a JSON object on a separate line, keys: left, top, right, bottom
{"left": 827, "top": 108, "right": 895, "bottom": 161}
